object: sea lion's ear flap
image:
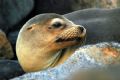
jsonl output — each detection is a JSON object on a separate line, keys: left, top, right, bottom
{"left": 26, "top": 24, "right": 36, "bottom": 31}
{"left": 27, "top": 26, "right": 33, "bottom": 30}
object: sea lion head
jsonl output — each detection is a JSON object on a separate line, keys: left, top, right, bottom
{"left": 16, "top": 13, "right": 86, "bottom": 72}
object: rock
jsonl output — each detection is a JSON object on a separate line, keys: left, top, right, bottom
{"left": 8, "top": 30, "right": 19, "bottom": 58}
{"left": 0, "top": 60, "right": 25, "bottom": 80}
{"left": 0, "top": 30, "right": 14, "bottom": 59}
{"left": 96, "top": 0, "right": 117, "bottom": 8}
{"left": 69, "top": 65, "right": 120, "bottom": 80}
{"left": 12, "top": 42, "right": 120, "bottom": 80}
{"left": 0, "top": 0, "right": 34, "bottom": 33}
{"left": 33, "top": 0, "right": 76, "bottom": 14}
{"left": 33, "top": 0, "right": 119, "bottom": 15}
{"left": 0, "top": 0, "right": 34, "bottom": 58}
{"left": 69, "top": 0, "right": 119, "bottom": 11}
{"left": 8, "top": 31, "right": 19, "bottom": 46}
{"left": 75, "top": 0, "right": 118, "bottom": 9}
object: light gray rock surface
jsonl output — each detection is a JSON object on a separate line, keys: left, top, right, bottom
{"left": 12, "top": 42, "right": 120, "bottom": 80}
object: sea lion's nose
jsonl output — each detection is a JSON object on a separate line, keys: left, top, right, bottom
{"left": 80, "top": 27, "right": 84, "bottom": 33}
{"left": 77, "top": 25, "right": 85, "bottom": 33}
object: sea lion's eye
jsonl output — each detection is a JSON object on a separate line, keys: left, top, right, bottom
{"left": 52, "top": 22, "right": 62, "bottom": 28}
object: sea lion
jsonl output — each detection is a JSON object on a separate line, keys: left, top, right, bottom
{"left": 16, "top": 13, "right": 86, "bottom": 72}
{"left": 0, "top": 30, "right": 14, "bottom": 59}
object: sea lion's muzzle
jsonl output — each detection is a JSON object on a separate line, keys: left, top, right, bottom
{"left": 55, "top": 25, "right": 86, "bottom": 42}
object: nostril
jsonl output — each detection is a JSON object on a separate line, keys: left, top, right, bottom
{"left": 80, "top": 27, "right": 84, "bottom": 32}
{"left": 77, "top": 26, "right": 84, "bottom": 33}
{"left": 75, "top": 25, "right": 85, "bottom": 33}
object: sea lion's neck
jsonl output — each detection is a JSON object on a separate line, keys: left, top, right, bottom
{"left": 52, "top": 46, "right": 78, "bottom": 67}
{"left": 38, "top": 46, "right": 78, "bottom": 68}
{"left": 18, "top": 41, "right": 81, "bottom": 72}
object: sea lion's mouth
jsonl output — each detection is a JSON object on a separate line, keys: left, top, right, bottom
{"left": 55, "top": 37, "right": 82, "bottom": 42}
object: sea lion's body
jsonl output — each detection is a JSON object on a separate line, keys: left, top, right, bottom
{"left": 16, "top": 13, "right": 86, "bottom": 72}
{"left": 65, "top": 8, "right": 120, "bottom": 44}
